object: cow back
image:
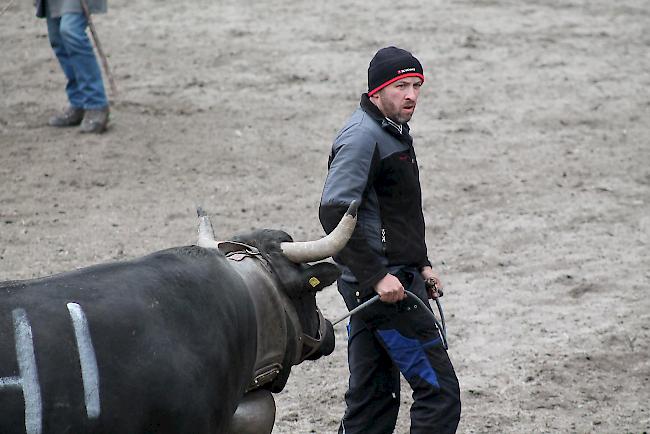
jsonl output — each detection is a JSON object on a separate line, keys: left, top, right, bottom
{"left": 0, "top": 246, "right": 258, "bottom": 434}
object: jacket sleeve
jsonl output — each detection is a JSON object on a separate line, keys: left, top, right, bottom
{"left": 417, "top": 256, "right": 432, "bottom": 271}
{"left": 319, "top": 129, "right": 388, "bottom": 290}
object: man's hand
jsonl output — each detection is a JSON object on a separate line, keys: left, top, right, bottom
{"left": 421, "top": 266, "right": 444, "bottom": 299}
{"left": 373, "top": 273, "right": 406, "bottom": 303}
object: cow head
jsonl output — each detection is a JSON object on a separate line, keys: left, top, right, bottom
{"left": 231, "top": 201, "right": 357, "bottom": 357}
{"left": 231, "top": 228, "right": 340, "bottom": 360}
{"left": 197, "top": 202, "right": 357, "bottom": 390}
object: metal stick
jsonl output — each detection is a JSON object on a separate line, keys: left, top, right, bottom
{"left": 332, "top": 295, "right": 379, "bottom": 326}
{"left": 79, "top": 0, "right": 118, "bottom": 96}
{"left": 331, "top": 290, "right": 449, "bottom": 349}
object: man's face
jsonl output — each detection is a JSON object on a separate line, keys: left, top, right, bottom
{"left": 371, "top": 76, "right": 423, "bottom": 124}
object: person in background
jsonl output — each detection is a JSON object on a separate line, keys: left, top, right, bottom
{"left": 36, "top": 0, "right": 110, "bottom": 133}
{"left": 319, "top": 46, "right": 461, "bottom": 434}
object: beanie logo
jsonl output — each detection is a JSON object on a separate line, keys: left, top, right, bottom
{"left": 397, "top": 67, "right": 416, "bottom": 74}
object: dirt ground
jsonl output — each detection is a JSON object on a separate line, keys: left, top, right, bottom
{"left": 1, "top": 0, "right": 649, "bottom": 432}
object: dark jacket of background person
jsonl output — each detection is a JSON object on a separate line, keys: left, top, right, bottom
{"left": 36, "top": 0, "right": 106, "bottom": 19}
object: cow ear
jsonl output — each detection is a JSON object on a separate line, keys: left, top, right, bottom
{"left": 302, "top": 262, "right": 340, "bottom": 292}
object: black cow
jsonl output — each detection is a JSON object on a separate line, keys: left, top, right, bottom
{"left": 0, "top": 203, "right": 357, "bottom": 434}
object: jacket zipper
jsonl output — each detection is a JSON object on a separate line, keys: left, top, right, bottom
{"left": 381, "top": 228, "right": 387, "bottom": 254}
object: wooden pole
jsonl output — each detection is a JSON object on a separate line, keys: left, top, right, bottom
{"left": 79, "top": 0, "right": 118, "bottom": 97}
{"left": 0, "top": 0, "right": 17, "bottom": 17}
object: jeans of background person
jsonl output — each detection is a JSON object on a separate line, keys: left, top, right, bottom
{"left": 46, "top": 13, "right": 108, "bottom": 110}
{"left": 338, "top": 268, "right": 461, "bottom": 434}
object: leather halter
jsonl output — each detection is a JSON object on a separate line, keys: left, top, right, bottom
{"left": 299, "top": 308, "right": 328, "bottom": 361}
{"left": 217, "top": 241, "right": 327, "bottom": 390}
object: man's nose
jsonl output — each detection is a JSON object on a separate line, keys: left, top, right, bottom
{"left": 405, "top": 85, "right": 418, "bottom": 100}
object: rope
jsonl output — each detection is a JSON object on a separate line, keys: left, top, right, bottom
{"left": 332, "top": 290, "right": 449, "bottom": 350}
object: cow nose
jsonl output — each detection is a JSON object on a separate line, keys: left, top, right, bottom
{"left": 305, "top": 319, "right": 336, "bottom": 360}
{"left": 320, "top": 320, "right": 336, "bottom": 356}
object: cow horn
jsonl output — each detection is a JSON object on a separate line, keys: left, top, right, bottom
{"left": 197, "top": 207, "right": 219, "bottom": 249}
{"left": 280, "top": 201, "right": 358, "bottom": 263}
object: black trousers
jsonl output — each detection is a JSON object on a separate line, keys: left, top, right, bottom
{"left": 337, "top": 268, "right": 461, "bottom": 434}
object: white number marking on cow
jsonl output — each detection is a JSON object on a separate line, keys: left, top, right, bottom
{"left": 0, "top": 308, "right": 43, "bottom": 434}
{"left": 67, "top": 302, "right": 101, "bottom": 419}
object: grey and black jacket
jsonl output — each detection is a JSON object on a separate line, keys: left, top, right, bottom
{"left": 319, "top": 94, "right": 431, "bottom": 294}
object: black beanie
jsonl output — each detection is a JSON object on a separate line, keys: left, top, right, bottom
{"left": 367, "top": 46, "right": 424, "bottom": 96}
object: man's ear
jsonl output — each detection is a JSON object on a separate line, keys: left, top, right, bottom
{"left": 301, "top": 262, "right": 341, "bottom": 292}
{"left": 368, "top": 92, "right": 383, "bottom": 111}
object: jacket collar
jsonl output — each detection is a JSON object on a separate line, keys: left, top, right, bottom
{"left": 359, "top": 93, "right": 411, "bottom": 142}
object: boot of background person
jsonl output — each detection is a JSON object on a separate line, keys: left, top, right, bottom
{"left": 79, "top": 107, "right": 110, "bottom": 134}
{"left": 48, "top": 106, "right": 85, "bottom": 127}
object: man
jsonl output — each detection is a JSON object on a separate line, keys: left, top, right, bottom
{"left": 319, "top": 47, "right": 461, "bottom": 433}
{"left": 36, "top": 0, "right": 110, "bottom": 133}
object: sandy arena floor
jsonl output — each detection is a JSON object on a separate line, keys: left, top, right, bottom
{"left": 1, "top": 0, "right": 649, "bottom": 432}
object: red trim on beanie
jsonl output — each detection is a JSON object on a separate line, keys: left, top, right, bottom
{"left": 368, "top": 73, "right": 425, "bottom": 96}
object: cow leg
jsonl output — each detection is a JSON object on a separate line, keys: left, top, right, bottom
{"left": 228, "top": 389, "right": 276, "bottom": 434}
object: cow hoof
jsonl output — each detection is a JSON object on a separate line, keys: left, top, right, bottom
{"left": 229, "top": 389, "right": 276, "bottom": 434}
